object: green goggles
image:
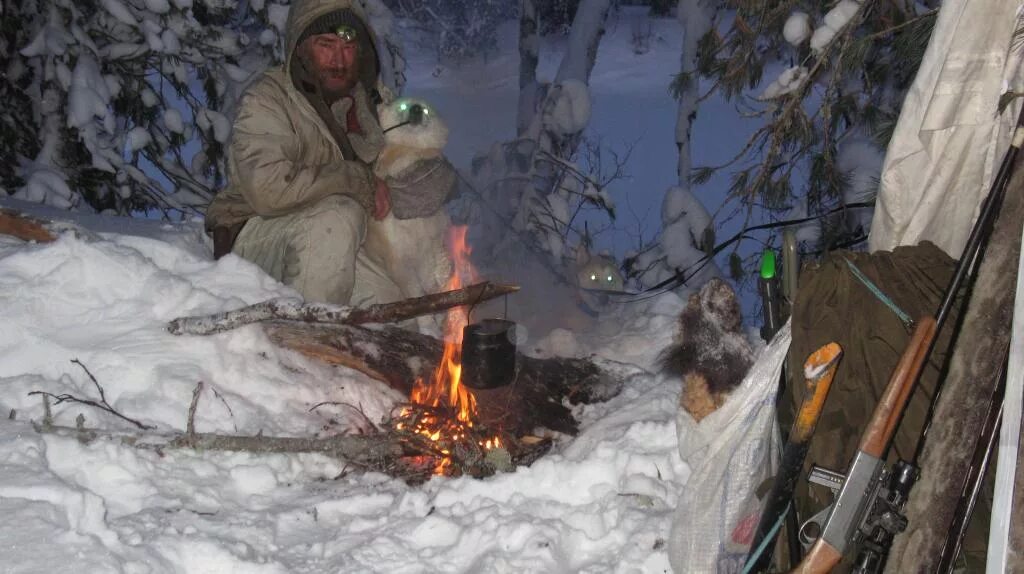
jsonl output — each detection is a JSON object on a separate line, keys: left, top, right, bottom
{"left": 334, "top": 25, "right": 358, "bottom": 43}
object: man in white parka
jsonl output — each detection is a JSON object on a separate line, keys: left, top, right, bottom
{"left": 205, "top": 0, "right": 456, "bottom": 308}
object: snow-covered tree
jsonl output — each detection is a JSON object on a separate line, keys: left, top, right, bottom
{"left": 387, "top": 0, "right": 513, "bottom": 64}
{"left": 684, "top": 0, "right": 935, "bottom": 253}
{"left": 626, "top": 0, "right": 723, "bottom": 289}
{"left": 628, "top": 0, "right": 934, "bottom": 291}
{"left": 460, "top": 0, "right": 616, "bottom": 276}
{"left": 2, "top": 0, "right": 404, "bottom": 216}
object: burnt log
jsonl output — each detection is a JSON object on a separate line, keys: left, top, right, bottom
{"left": 262, "top": 320, "right": 630, "bottom": 436}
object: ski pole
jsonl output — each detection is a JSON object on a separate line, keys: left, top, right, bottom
{"left": 743, "top": 342, "right": 843, "bottom": 573}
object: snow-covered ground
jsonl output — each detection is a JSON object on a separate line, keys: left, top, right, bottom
{"left": 0, "top": 8, "right": 784, "bottom": 573}
{"left": 0, "top": 199, "right": 689, "bottom": 573}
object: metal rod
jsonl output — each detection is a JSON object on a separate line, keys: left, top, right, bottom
{"left": 910, "top": 110, "right": 1024, "bottom": 463}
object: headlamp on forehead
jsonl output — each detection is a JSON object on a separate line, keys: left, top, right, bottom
{"left": 334, "top": 25, "right": 358, "bottom": 43}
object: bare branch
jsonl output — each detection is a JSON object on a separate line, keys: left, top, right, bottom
{"left": 168, "top": 282, "right": 520, "bottom": 336}
{"left": 187, "top": 382, "right": 203, "bottom": 437}
{"left": 27, "top": 391, "right": 155, "bottom": 430}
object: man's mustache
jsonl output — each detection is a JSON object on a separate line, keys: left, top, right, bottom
{"left": 320, "top": 67, "right": 354, "bottom": 78}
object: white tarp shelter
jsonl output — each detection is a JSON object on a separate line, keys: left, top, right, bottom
{"left": 868, "top": 0, "right": 1023, "bottom": 258}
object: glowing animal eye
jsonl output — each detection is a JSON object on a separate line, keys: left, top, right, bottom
{"left": 607, "top": 275, "right": 614, "bottom": 282}
{"left": 590, "top": 274, "right": 597, "bottom": 281}
{"left": 423, "top": 108, "right": 429, "bottom": 115}
{"left": 399, "top": 102, "right": 408, "bottom": 111}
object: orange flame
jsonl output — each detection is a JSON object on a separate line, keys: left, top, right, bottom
{"left": 400, "top": 226, "right": 503, "bottom": 475}
{"left": 410, "top": 226, "right": 479, "bottom": 423}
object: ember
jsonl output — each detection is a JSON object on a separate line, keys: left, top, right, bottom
{"left": 393, "top": 226, "right": 504, "bottom": 475}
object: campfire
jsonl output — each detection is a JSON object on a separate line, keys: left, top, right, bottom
{"left": 391, "top": 226, "right": 509, "bottom": 477}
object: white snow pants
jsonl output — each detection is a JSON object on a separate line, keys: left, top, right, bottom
{"left": 232, "top": 195, "right": 403, "bottom": 306}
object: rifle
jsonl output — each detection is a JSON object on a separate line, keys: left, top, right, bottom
{"left": 790, "top": 108, "right": 1024, "bottom": 573}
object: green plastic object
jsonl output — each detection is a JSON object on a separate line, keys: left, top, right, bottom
{"left": 760, "top": 249, "right": 777, "bottom": 280}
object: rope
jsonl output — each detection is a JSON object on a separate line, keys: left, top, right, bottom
{"left": 843, "top": 257, "right": 914, "bottom": 329}
{"left": 741, "top": 502, "right": 791, "bottom": 574}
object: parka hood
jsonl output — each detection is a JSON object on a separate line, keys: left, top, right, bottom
{"left": 284, "top": 0, "right": 381, "bottom": 92}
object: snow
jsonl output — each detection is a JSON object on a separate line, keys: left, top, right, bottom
{"left": 0, "top": 199, "right": 689, "bottom": 572}
{"left": 660, "top": 186, "right": 712, "bottom": 269}
{"left": 161, "top": 28, "right": 181, "bottom": 54}
{"left": 543, "top": 78, "right": 593, "bottom": 136}
{"left": 197, "top": 109, "right": 232, "bottom": 144}
{"left": 145, "top": 0, "right": 171, "bottom": 15}
{"left": 823, "top": 0, "right": 862, "bottom": 32}
{"left": 126, "top": 126, "right": 152, "bottom": 152}
{"left": 164, "top": 108, "right": 184, "bottom": 134}
{"left": 782, "top": 12, "right": 812, "bottom": 47}
{"left": 836, "top": 137, "right": 884, "bottom": 231}
{"left": 141, "top": 88, "right": 159, "bottom": 107}
{"left": 100, "top": 0, "right": 138, "bottom": 27}
{"left": 267, "top": 3, "right": 289, "bottom": 34}
{"left": 759, "top": 66, "right": 809, "bottom": 100}
{"left": 810, "top": 0, "right": 862, "bottom": 53}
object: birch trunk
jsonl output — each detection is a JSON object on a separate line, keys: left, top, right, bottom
{"left": 517, "top": 0, "right": 540, "bottom": 136}
{"left": 674, "top": 0, "right": 712, "bottom": 186}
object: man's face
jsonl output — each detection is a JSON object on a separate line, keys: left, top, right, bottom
{"left": 300, "top": 31, "right": 359, "bottom": 100}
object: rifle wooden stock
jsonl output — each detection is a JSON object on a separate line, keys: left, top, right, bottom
{"left": 791, "top": 539, "right": 842, "bottom": 573}
{"left": 859, "top": 317, "right": 936, "bottom": 457}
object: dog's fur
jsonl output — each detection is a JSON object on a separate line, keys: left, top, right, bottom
{"left": 660, "top": 278, "right": 755, "bottom": 422}
{"left": 364, "top": 98, "right": 452, "bottom": 324}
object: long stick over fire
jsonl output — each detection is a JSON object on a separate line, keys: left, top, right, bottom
{"left": 167, "top": 281, "right": 519, "bottom": 336}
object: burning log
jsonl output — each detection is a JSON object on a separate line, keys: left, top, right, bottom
{"left": 262, "top": 320, "right": 628, "bottom": 436}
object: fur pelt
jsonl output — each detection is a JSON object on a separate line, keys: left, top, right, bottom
{"left": 661, "top": 278, "right": 755, "bottom": 422}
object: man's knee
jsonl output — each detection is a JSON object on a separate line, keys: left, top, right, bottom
{"left": 301, "top": 195, "right": 367, "bottom": 244}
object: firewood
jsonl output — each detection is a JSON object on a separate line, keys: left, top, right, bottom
{"left": 262, "top": 321, "right": 630, "bottom": 436}
{"left": 167, "top": 282, "right": 520, "bottom": 335}
{"left": 0, "top": 208, "right": 56, "bottom": 243}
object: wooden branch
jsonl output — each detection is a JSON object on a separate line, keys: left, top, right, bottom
{"left": 167, "top": 281, "right": 520, "bottom": 336}
{"left": 0, "top": 208, "right": 56, "bottom": 243}
{"left": 35, "top": 422, "right": 403, "bottom": 466}
{"left": 29, "top": 359, "right": 156, "bottom": 430}
{"left": 262, "top": 321, "right": 630, "bottom": 436}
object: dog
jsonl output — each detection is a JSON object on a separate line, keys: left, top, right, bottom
{"left": 363, "top": 98, "right": 453, "bottom": 325}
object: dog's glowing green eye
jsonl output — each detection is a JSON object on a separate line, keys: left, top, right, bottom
{"left": 590, "top": 274, "right": 597, "bottom": 281}
{"left": 399, "top": 102, "right": 408, "bottom": 111}
{"left": 423, "top": 108, "right": 429, "bottom": 115}
{"left": 606, "top": 275, "right": 614, "bottom": 282}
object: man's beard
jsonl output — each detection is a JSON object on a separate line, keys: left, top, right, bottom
{"left": 318, "top": 67, "right": 359, "bottom": 102}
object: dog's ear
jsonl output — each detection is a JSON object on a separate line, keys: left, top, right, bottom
{"left": 574, "top": 241, "right": 591, "bottom": 267}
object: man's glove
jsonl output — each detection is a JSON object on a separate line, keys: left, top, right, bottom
{"left": 331, "top": 85, "right": 385, "bottom": 164}
{"left": 386, "top": 156, "right": 458, "bottom": 220}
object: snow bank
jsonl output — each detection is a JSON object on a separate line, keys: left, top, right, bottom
{"left": 0, "top": 204, "right": 688, "bottom": 572}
